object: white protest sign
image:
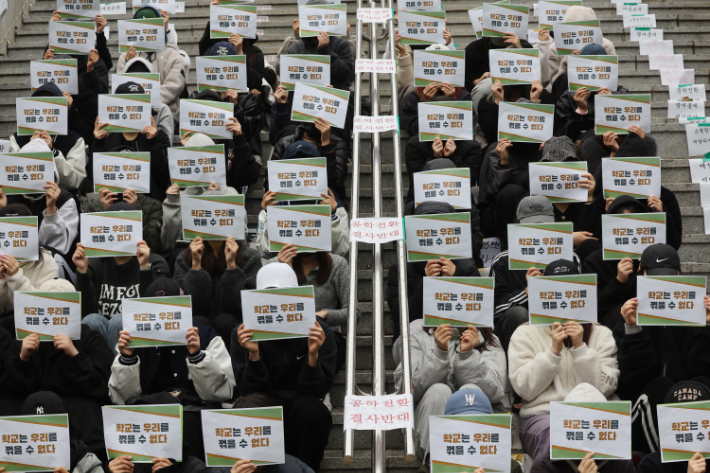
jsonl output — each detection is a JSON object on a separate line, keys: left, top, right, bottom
{"left": 686, "top": 123, "right": 710, "bottom": 158}
{"left": 31, "top": 59, "right": 79, "bottom": 95}
{"left": 601, "top": 213, "right": 666, "bottom": 260}
{"left": 279, "top": 55, "right": 330, "bottom": 91}
{"left": 101, "top": 2, "right": 127, "bottom": 15}
{"left": 506, "top": 223, "right": 574, "bottom": 270}
{"left": 16, "top": 96, "right": 68, "bottom": 136}
{"left": 630, "top": 28, "right": 663, "bottom": 42}
{"left": 595, "top": 94, "right": 651, "bottom": 136}
{"left": 0, "top": 153, "right": 54, "bottom": 195}
{"left": 681, "top": 117, "right": 710, "bottom": 125}
{"left": 413, "top": 50, "right": 465, "bottom": 87}
{"left": 168, "top": 144, "right": 227, "bottom": 188}
{"left": 118, "top": 18, "right": 165, "bottom": 52}
{"left": 528, "top": 161, "right": 589, "bottom": 203}
{"left": 468, "top": 7, "right": 483, "bottom": 39}
{"left": 240, "top": 286, "right": 316, "bottom": 341}
{"left": 690, "top": 158, "right": 710, "bottom": 183}
{"left": 344, "top": 394, "right": 414, "bottom": 431}
{"left": 356, "top": 8, "right": 392, "bottom": 22}
{"left": 181, "top": 194, "right": 246, "bottom": 241}
{"left": 202, "top": 407, "right": 285, "bottom": 467}
{"left": 418, "top": 101, "right": 473, "bottom": 141}
{"left": 58, "top": 0, "right": 101, "bottom": 15}
{"left": 112, "top": 73, "right": 161, "bottom": 110}
{"left": 196, "top": 56, "right": 247, "bottom": 93}
{"left": 489, "top": 48, "right": 540, "bottom": 86}
{"left": 670, "top": 85, "right": 706, "bottom": 102}
{"left": 0, "top": 217, "right": 40, "bottom": 261}
{"left": 349, "top": 218, "right": 404, "bottom": 244}
{"left": 661, "top": 69, "right": 695, "bottom": 86}
{"left": 702, "top": 207, "right": 710, "bottom": 235}
{"left": 639, "top": 40, "right": 674, "bottom": 56}
{"left": 430, "top": 414, "right": 511, "bottom": 473}
{"left": 355, "top": 59, "right": 396, "bottom": 74}
{"left": 568, "top": 55, "right": 618, "bottom": 92}
{"left": 658, "top": 401, "right": 710, "bottom": 462}
{"left": 48, "top": 20, "right": 96, "bottom": 55}
{"left": 617, "top": 3, "right": 648, "bottom": 15}
{"left": 538, "top": 1, "right": 582, "bottom": 29}
{"left": 122, "top": 295, "right": 192, "bottom": 347}
{"left": 398, "top": 0, "right": 440, "bottom": 11}
{"left": 422, "top": 277, "right": 495, "bottom": 327}
{"left": 179, "top": 99, "right": 234, "bottom": 140}
{"left": 602, "top": 157, "right": 661, "bottom": 200}
{"left": 210, "top": 4, "right": 258, "bottom": 39}
{"left": 132, "top": 0, "right": 175, "bottom": 14}
{"left": 14, "top": 291, "right": 82, "bottom": 341}
{"left": 0, "top": 141, "right": 10, "bottom": 154}
{"left": 414, "top": 167, "right": 471, "bottom": 209}
{"left": 550, "top": 402, "right": 632, "bottom": 460}
{"left": 353, "top": 116, "right": 399, "bottom": 133}
{"left": 98, "top": 94, "right": 151, "bottom": 133}
{"left": 267, "top": 205, "right": 332, "bottom": 253}
{"left": 482, "top": 3, "right": 529, "bottom": 38}
{"left": 637, "top": 276, "right": 707, "bottom": 326}
{"left": 553, "top": 20, "right": 602, "bottom": 56}
{"left": 291, "top": 83, "right": 350, "bottom": 129}
{"left": 93, "top": 152, "right": 151, "bottom": 193}
{"left": 102, "top": 405, "right": 183, "bottom": 462}
{"left": 700, "top": 183, "right": 710, "bottom": 208}
{"left": 669, "top": 101, "right": 706, "bottom": 120}
{"left": 0, "top": 414, "right": 70, "bottom": 471}
{"left": 649, "top": 54, "right": 684, "bottom": 71}
{"left": 80, "top": 211, "right": 143, "bottom": 258}
{"left": 498, "top": 102, "right": 555, "bottom": 143}
{"left": 624, "top": 14, "right": 656, "bottom": 28}
{"left": 528, "top": 275, "right": 598, "bottom": 325}
{"left": 268, "top": 157, "right": 328, "bottom": 201}
{"left": 398, "top": 10, "right": 446, "bottom": 45}
{"left": 405, "top": 212, "right": 472, "bottom": 262}
{"left": 481, "top": 237, "right": 501, "bottom": 268}
{"left": 298, "top": 4, "right": 347, "bottom": 37}
{"left": 528, "top": 28, "right": 540, "bottom": 44}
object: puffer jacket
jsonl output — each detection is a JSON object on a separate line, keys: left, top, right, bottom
{"left": 11, "top": 133, "right": 87, "bottom": 193}
{"left": 393, "top": 319, "right": 508, "bottom": 405}
{"left": 401, "top": 89, "right": 474, "bottom": 137}
{"left": 553, "top": 86, "right": 629, "bottom": 143}
{"left": 286, "top": 37, "right": 354, "bottom": 91}
{"left": 87, "top": 194, "right": 163, "bottom": 252}
{"left": 0, "top": 251, "right": 59, "bottom": 314}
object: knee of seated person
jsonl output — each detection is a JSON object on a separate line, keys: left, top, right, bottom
{"left": 289, "top": 395, "right": 332, "bottom": 423}
{"left": 504, "top": 305, "right": 529, "bottom": 325}
{"left": 422, "top": 383, "right": 454, "bottom": 401}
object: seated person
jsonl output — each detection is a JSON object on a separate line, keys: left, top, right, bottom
{"left": 401, "top": 84, "right": 472, "bottom": 138}
{"left": 581, "top": 126, "right": 657, "bottom": 185}
{"left": 464, "top": 30, "right": 532, "bottom": 93}
{"left": 553, "top": 80, "right": 614, "bottom": 144}
{"left": 231, "top": 263, "right": 336, "bottom": 471}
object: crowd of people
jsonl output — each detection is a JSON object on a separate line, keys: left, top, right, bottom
{"left": 0, "top": 2, "right": 706, "bottom": 473}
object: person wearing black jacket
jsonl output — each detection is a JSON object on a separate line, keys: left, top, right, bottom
{"left": 553, "top": 86, "right": 630, "bottom": 144}
{"left": 401, "top": 86, "right": 473, "bottom": 138}
{"left": 463, "top": 35, "right": 533, "bottom": 93}
{"left": 386, "top": 202, "right": 481, "bottom": 341}
{"left": 198, "top": 28, "right": 265, "bottom": 93}
{"left": 231, "top": 263, "right": 336, "bottom": 472}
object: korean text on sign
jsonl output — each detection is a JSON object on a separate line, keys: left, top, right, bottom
{"left": 413, "top": 50, "right": 466, "bottom": 87}
{"left": 112, "top": 73, "right": 161, "bottom": 110}
{"left": 0, "top": 153, "right": 54, "bottom": 195}
{"left": 181, "top": 194, "right": 246, "bottom": 241}
{"left": 601, "top": 213, "right": 666, "bottom": 260}
{"left": 489, "top": 49, "right": 541, "bottom": 86}
{"left": 240, "top": 286, "right": 317, "bottom": 341}
{"left": 98, "top": 94, "right": 152, "bottom": 133}
{"left": 498, "top": 102, "right": 555, "bottom": 144}
{"left": 80, "top": 211, "right": 143, "bottom": 258}
{"left": 636, "top": 276, "right": 707, "bottom": 327}
{"left": 527, "top": 274, "right": 598, "bottom": 325}
{"left": 528, "top": 161, "right": 589, "bottom": 203}
{"left": 268, "top": 157, "right": 328, "bottom": 202}
{"left": 422, "top": 277, "right": 495, "bottom": 328}
{"left": 30, "top": 59, "right": 78, "bottom": 94}
{"left": 601, "top": 157, "right": 661, "bottom": 200}
{"left": 405, "top": 212, "right": 472, "bottom": 262}
{"left": 413, "top": 167, "right": 471, "bottom": 210}
{"left": 657, "top": 401, "right": 710, "bottom": 462}
{"left": 343, "top": 394, "right": 414, "bottom": 431}
{"left": 0, "top": 216, "right": 40, "bottom": 261}
{"left": 507, "top": 223, "right": 574, "bottom": 270}
{"left": 122, "top": 296, "right": 193, "bottom": 347}
{"left": 16, "top": 96, "right": 68, "bottom": 136}
{"left": 179, "top": 99, "right": 235, "bottom": 140}
{"left": 567, "top": 55, "right": 618, "bottom": 92}
{"left": 298, "top": 4, "right": 348, "bottom": 37}
{"left": 418, "top": 101, "right": 473, "bottom": 142}
{"left": 48, "top": 20, "right": 96, "bottom": 55}
{"left": 102, "top": 405, "right": 183, "bottom": 462}
{"left": 553, "top": 20, "right": 602, "bottom": 56}
{"left": 595, "top": 94, "right": 651, "bottom": 136}
{"left": 14, "top": 291, "right": 82, "bottom": 341}
{"left": 93, "top": 152, "right": 151, "bottom": 193}
{"left": 268, "top": 204, "right": 332, "bottom": 253}
{"left": 398, "top": 10, "right": 446, "bottom": 45}
{"left": 482, "top": 3, "right": 529, "bottom": 38}
{"left": 349, "top": 218, "right": 403, "bottom": 244}
{"left": 290, "top": 83, "right": 350, "bottom": 130}
{"left": 279, "top": 55, "right": 331, "bottom": 90}
{"left": 118, "top": 18, "right": 166, "bottom": 52}
{"left": 168, "top": 144, "right": 227, "bottom": 188}
{"left": 0, "top": 413, "right": 70, "bottom": 471}
{"left": 210, "top": 4, "right": 258, "bottom": 39}
{"left": 538, "top": 1, "right": 582, "bottom": 29}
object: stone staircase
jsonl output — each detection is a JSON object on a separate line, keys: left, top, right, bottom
{"left": 2, "top": 0, "right": 710, "bottom": 470}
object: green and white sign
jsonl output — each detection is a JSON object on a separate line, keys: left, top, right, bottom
{"left": 507, "top": 222, "right": 574, "bottom": 270}
{"left": 414, "top": 50, "right": 465, "bottom": 87}
{"left": 528, "top": 274, "right": 597, "bottom": 325}
{"left": 405, "top": 212, "right": 472, "bottom": 262}
{"left": 0, "top": 216, "right": 40, "bottom": 261}
{"left": 418, "top": 101, "right": 473, "bottom": 141}
{"left": 118, "top": 18, "right": 166, "bottom": 52}
{"left": 14, "top": 291, "right": 82, "bottom": 341}
{"left": 553, "top": 20, "right": 602, "bottom": 56}
{"left": 602, "top": 157, "right": 661, "bottom": 199}
{"left": 482, "top": 3, "right": 529, "bottom": 38}
{"left": 268, "top": 157, "right": 328, "bottom": 201}
{"left": 179, "top": 99, "right": 234, "bottom": 139}
{"left": 240, "top": 286, "right": 316, "bottom": 341}
{"left": 16, "top": 96, "right": 68, "bottom": 136}
{"left": 80, "top": 211, "right": 143, "bottom": 258}
{"left": 398, "top": 10, "right": 446, "bottom": 45}
{"left": 0, "top": 152, "right": 54, "bottom": 195}
{"left": 196, "top": 56, "right": 247, "bottom": 92}
{"left": 112, "top": 73, "right": 161, "bottom": 109}
{"left": 210, "top": 4, "right": 257, "bottom": 38}
{"left": 568, "top": 55, "right": 618, "bottom": 92}
{"left": 637, "top": 276, "right": 707, "bottom": 326}
{"left": 595, "top": 94, "right": 651, "bottom": 136}
{"left": 93, "top": 152, "right": 151, "bottom": 193}
{"left": 102, "top": 405, "right": 183, "bottom": 461}
{"left": 601, "top": 213, "right": 666, "bottom": 260}
{"left": 181, "top": 194, "right": 245, "bottom": 241}
{"left": 48, "top": 20, "right": 95, "bottom": 55}
{"left": 31, "top": 59, "right": 79, "bottom": 94}
{"left": 291, "top": 83, "right": 350, "bottom": 129}
{"left": 122, "top": 295, "right": 192, "bottom": 347}
{"left": 413, "top": 167, "right": 471, "bottom": 209}
{"left": 538, "top": 1, "right": 582, "bottom": 29}
{"left": 268, "top": 205, "right": 332, "bottom": 253}
{"left": 498, "top": 102, "right": 555, "bottom": 143}
{"left": 98, "top": 94, "right": 152, "bottom": 133}
{"left": 489, "top": 48, "right": 541, "bottom": 86}
{"left": 298, "top": 4, "right": 347, "bottom": 37}
{"left": 168, "top": 145, "right": 227, "bottom": 188}
{"left": 422, "top": 277, "right": 495, "bottom": 327}
{"left": 279, "top": 55, "right": 330, "bottom": 90}
{"left": 528, "top": 161, "right": 588, "bottom": 203}
{"left": 0, "top": 413, "right": 70, "bottom": 472}
{"left": 658, "top": 401, "right": 710, "bottom": 462}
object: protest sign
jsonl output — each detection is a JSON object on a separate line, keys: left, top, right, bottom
{"left": 602, "top": 157, "right": 661, "bottom": 199}
{"left": 639, "top": 40, "right": 674, "bottom": 56}
{"left": 468, "top": 7, "right": 483, "bottom": 39}
{"left": 240, "top": 286, "right": 316, "bottom": 341}
{"left": 80, "top": 211, "right": 143, "bottom": 258}
{"left": 418, "top": 101, "right": 473, "bottom": 141}
{"left": 636, "top": 276, "right": 707, "bottom": 326}
{"left": 267, "top": 205, "right": 332, "bottom": 252}
{"left": 179, "top": 99, "right": 234, "bottom": 139}
{"left": 489, "top": 48, "right": 540, "bottom": 86}
{"left": 98, "top": 94, "right": 152, "bottom": 133}
{"left": 356, "top": 8, "right": 393, "bottom": 23}
{"left": 657, "top": 401, "right": 710, "bottom": 462}
{"left": 58, "top": 0, "right": 101, "bottom": 15}
{"left": 31, "top": 59, "right": 78, "bottom": 94}
{"left": 16, "top": 96, "right": 68, "bottom": 136}
{"left": 430, "top": 414, "right": 512, "bottom": 473}
{"left": 413, "top": 50, "right": 465, "bottom": 87}
{"left": 268, "top": 157, "right": 328, "bottom": 201}
{"left": 279, "top": 55, "right": 330, "bottom": 90}
{"left": 413, "top": 167, "right": 471, "bottom": 209}
{"left": 122, "top": 296, "right": 192, "bottom": 347}
{"left": 291, "top": 83, "right": 350, "bottom": 129}
{"left": 101, "top": 2, "right": 127, "bottom": 14}
{"left": 630, "top": 27, "right": 663, "bottom": 42}
{"left": 202, "top": 407, "right": 285, "bottom": 466}
{"left": 601, "top": 213, "right": 666, "bottom": 260}
{"left": 690, "top": 158, "right": 710, "bottom": 183}
{"left": 349, "top": 218, "right": 404, "bottom": 244}
{"left": 498, "top": 102, "right": 555, "bottom": 143}
{"left": 0, "top": 414, "right": 70, "bottom": 472}
{"left": 481, "top": 237, "right": 501, "bottom": 268}
{"left": 398, "top": 10, "right": 446, "bottom": 45}
{"left": 617, "top": 3, "right": 648, "bottom": 15}
{"left": 422, "top": 277, "right": 495, "bottom": 327}
{"left": 132, "top": 0, "right": 175, "bottom": 13}
{"left": 102, "top": 405, "right": 183, "bottom": 462}
{"left": 0, "top": 152, "right": 54, "bottom": 195}
{"left": 112, "top": 73, "right": 161, "bottom": 110}
{"left": 669, "top": 84, "right": 706, "bottom": 102}
{"left": 48, "top": 20, "right": 95, "bottom": 55}
{"left": 405, "top": 213, "right": 472, "bottom": 262}
{"left": 210, "top": 4, "right": 257, "bottom": 39}
{"left": 298, "top": 4, "right": 347, "bottom": 37}
{"left": 528, "top": 161, "right": 589, "bottom": 203}
{"left": 344, "top": 394, "right": 414, "bottom": 431}
{"left": 669, "top": 101, "right": 706, "bottom": 120}
{"left": 118, "top": 18, "right": 166, "bottom": 52}
{"left": 398, "top": 0, "right": 440, "bottom": 11}
{"left": 168, "top": 144, "right": 227, "bottom": 188}
{"left": 14, "top": 291, "right": 82, "bottom": 341}
{"left": 181, "top": 194, "right": 246, "bottom": 240}
{"left": 538, "top": 1, "right": 582, "bottom": 29}
{"left": 550, "top": 401, "right": 632, "bottom": 460}
{"left": 528, "top": 275, "right": 598, "bottom": 325}
{"left": 196, "top": 56, "right": 247, "bottom": 93}
{"left": 355, "top": 59, "right": 396, "bottom": 74}
{"left": 567, "top": 55, "right": 618, "bottom": 92}
{"left": 482, "top": 3, "right": 529, "bottom": 38}
{"left": 661, "top": 69, "right": 695, "bottom": 87}
{"left": 506, "top": 223, "right": 574, "bottom": 270}
{"left": 624, "top": 14, "right": 656, "bottom": 28}
{"left": 553, "top": 20, "right": 602, "bottom": 56}
{"left": 353, "top": 116, "right": 399, "bottom": 133}
{"left": 595, "top": 94, "right": 652, "bottom": 135}
{"left": 0, "top": 216, "right": 39, "bottom": 261}
{"left": 649, "top": 55, "right": 685, "bottom": 71}
{"left": 93, "top": 152, "right": 151, "bottom": 193}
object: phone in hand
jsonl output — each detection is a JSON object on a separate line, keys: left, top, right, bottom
{"left": 115, "top": 193, "right": 124, "bottom": 202}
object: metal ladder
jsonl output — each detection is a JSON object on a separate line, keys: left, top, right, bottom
{"left": 343, "top": 0, "right": 417, "bottom": 470}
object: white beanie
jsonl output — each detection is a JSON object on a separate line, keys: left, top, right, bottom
{"left": 37, "top": 278, "right": 76, "bottom": 292}
{"left": 184, "top": 133, "right": 215, "bottom": 148}
{"left": 20, "top": 138, "right": 51, "bottom": 153}
{"left": 564, "top": 383, "right": 606, "bottom": 403}
{"left": 256, "top": 263, "right": 298, "bottom": 289}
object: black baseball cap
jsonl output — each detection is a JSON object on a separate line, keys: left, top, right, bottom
{"left": 21, "top": 391, "right": 66, "bottom": 416}
{"left": 544, "top": 259, "right": 579, "bottom": 275}
{"left": 665, "top": 380, "right": 710, "bottom": 404}
{"left": 145, "top": 277, "right": 183, "bottom": 297}
{"left": 607, "top": 195, "right": 647, "bottom": 215}
{"left": 640, "top": 244, "right": 680, "bottom": 275}
{"left": 115, "top": 81, "right": 145, "bottom": 95}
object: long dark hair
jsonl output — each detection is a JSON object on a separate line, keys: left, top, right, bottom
{"left": 292, "top": 251, "right": 333, "bottom": 285}
{"left": 243, "top": 39, "right": 257, "bottom": 67}
{"left": 563, "top": 323, "right": 593, "bottom": 348}
{"left": 475, "top": 328, "right": 500, "bottom": 352}
{"left": 181, "top": 239, "right": 246, "bottom": 276}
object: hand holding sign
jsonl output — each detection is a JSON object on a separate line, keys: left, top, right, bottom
{"left": 238, "top": 324, "right": 259, "bottom": 359}
{"left": 578, "top": 452, "right": 597, "bottom": 473}
{"left": 550, "top": 322, "right": 567, "bottom": 356}
{"left": 459, "top": 325, "right": 480, "bottom": 352}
